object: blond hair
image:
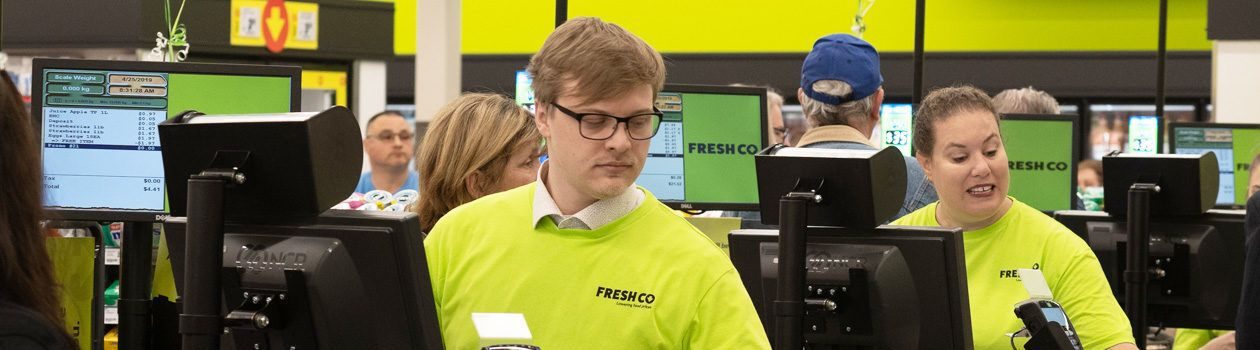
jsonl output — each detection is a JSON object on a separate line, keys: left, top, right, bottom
{"left": 527, "top": 17, "right": 666, "bottom": 105}
{"left": 992, "top": 87, "right": 1060, "bottom": 115}
{"left": 415, "top": 93, "right": 541, "bottom": 231}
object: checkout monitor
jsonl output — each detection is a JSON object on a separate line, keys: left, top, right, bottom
{"left": 646, "top": 84, "right": 767, "bottom": 211}
{"left": 878, "top": 103, "right": 914, "bottom": 157}
{"left": 165, "top": 210, "right": 443, "bottom": 349}
{"left": 1127, "top": 115, "right": 1162, "bottom": 154}
{"left": 1000, "top": 114, "right": 1079, "bottom": 211}
{"left": 1169, "top": 123, "right": 1260, "bottom": 208}
{"left": 729, "top": 227, "right": 972, "bottom": 349}
{"left": 514, "top": 69, "right": 536, "bottom": 113}
{"left": 1055, "top": 209, "right": 1246, "bottom": 329}
{"left": 32, "top": 58, "right": 299, "bottom": 222}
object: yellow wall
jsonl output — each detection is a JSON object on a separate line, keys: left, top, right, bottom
{"left": 392, "top": 0, "right": 416, "bottom": 55}
{"left": 395, "top": 0, "right": 1211, "bottom": 55}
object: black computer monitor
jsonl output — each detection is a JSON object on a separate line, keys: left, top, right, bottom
{"left": 165, "top": 210, "right": 443, "bottom": 349}
{"left": 1001, "top": 114, "right": 1080, "bottom": 211}
{"left": 646, "top": 84, "right": 768, "bottom": 211}
{"left": 32, "top": 58, "right": 300, "bottom": 222}
{"left": 1054, "top": 209, "right": 1246, "bottom": 329}
{"left": 1168, "top": 123, "right": 1260, "bottom": 208}
{"left": 729, "top": 227, "right": 972, "bottom": 349}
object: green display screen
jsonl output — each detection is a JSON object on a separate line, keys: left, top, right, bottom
{"left": 644, "top": 88, "right": 764, "bottom": 209}
{"left": 1126, "top": 116, "right": 1161, "bottom": 154}
{"left": 880, "top": 103, "right": 914, "bottom": 157}
{"left": 1171, "top": 124, "right": 1260, "bottom": 207}
{"left": 40, "top": 67, "right": 293, "bottom": 213}
{"left": 514, "top": 70, "right": 535, "bottom": 113}
{"left": 1001, "top": 116, "right": 1077, "bottom": 211}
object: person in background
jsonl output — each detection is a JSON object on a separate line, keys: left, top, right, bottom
{"left": 356, "top": 110, "right": 419, "bottom": 194}
{"left": 1077, "top": 159, "right": 1105, "bottom": 210}
{"left": 794, "top": 34, "right": 937, "bottom": 219}
{"left": 765, "top": 88, "right": 788, "bottom": 145}
{"left": 1250, "top": 153, "right": 1260, "bottom": 199}
{"left": 992, "top": 86, "right": 1061, "bottom": 115}
{"left": 782, "top": 111, "right": 807, "bottom": 147}
{"left": 413, "top": 93, "right": 544, "bottom": 232}
{"left": 423, "top": 17, "right": 769, "bottom": 348}
{"left": 0, "top": 72, "right": 76, "bottom": 349}
{"left": 1237, "top": 188, "right": 1260, "bottom": 349}
{"left": 892, "top": 85, "right": 1136, "bottom": 350}
{"left": 1078, "top": 159, "right": 1104, "bottom": 189}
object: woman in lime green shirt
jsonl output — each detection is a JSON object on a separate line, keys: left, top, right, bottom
{"left": 892, "top": 85, "right": 1138, "bottom": 350}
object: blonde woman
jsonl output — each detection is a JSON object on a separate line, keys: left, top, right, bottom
{"left": 415, "top": 93, "right": 544, "bottom": 231}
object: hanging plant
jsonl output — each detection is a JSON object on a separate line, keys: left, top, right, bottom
{"left": 147, "top": 0, "right": 191, "bottom": 62}
{"left": 852, "top": 0, "right": 876, "bottom": 38}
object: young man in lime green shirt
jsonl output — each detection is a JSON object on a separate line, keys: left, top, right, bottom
{"left": 423, "top": 17, "right": 770, "bottom": 349}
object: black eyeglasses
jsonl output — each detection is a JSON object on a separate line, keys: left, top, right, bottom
{"left": 550, "top": 103, "right": 664, "bottom": 140}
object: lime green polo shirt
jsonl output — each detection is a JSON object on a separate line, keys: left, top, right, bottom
{"left": 424, "top": 184, "right": 770, "bottom": 349}
{"left": 892, "top": 198, "right": 1134, "bottom": 349}
{"left": 1174, "top": 328, "right": 1231, "bottom": 349}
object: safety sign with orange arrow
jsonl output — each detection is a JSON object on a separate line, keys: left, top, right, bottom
{"left": 230, "top": 0, "right": 318, "bottom": 53}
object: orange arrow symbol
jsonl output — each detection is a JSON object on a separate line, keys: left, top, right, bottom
{"left": 263, "top": 0, "right": 289, "bottom": 53}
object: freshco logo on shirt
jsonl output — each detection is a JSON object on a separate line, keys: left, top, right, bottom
{"left": 998, "top": 263, "right": 1041, "bottom": 279}
{"left": 596, "top": 286, "right": 656, "bottom": 310}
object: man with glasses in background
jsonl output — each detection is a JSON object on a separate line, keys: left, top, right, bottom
{"left": 422, "top": 17, "right": 769, "bottom": 348}
{"left": 356, "top": 110, "right": 418, "bottom": 194}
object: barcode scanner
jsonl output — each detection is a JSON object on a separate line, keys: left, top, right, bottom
{"left": 1014, "top": 299, "right": 1083, "bottom": 350}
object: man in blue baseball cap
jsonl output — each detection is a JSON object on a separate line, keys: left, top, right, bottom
{"left": 795, "top": 33, "right": 936, "bottom": 219}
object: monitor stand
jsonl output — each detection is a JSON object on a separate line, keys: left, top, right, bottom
{"left": 119, "top": 221, "right": 155, "bottom": 350}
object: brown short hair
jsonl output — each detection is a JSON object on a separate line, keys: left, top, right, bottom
{"left": 913, "top": 85, "right": 999, "bottom": 156}
{"left": 414, "top": 93, "right": 542, "bottom": 231}
{"left": 527, "top": 17, "right": 666, "bottom": 105}
{"left": 1079, "top": 159, "right": 1103, "bottom": 178}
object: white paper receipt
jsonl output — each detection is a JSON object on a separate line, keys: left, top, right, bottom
{"left": 472, "top": 312, "right": 534, "bottom": 347}
{"left": 1018, "top": 268, "right": 1054, "bottom": 300}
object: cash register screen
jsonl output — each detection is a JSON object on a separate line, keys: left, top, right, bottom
{"left": 34, "top": 59, "right": 297, "bottom": 220}
{"left": 643, "top": 84, "right": 767, "bottom": 211}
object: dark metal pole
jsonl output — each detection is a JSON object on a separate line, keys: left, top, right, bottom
{"left": 1155, "top": 0, "right": 1168, "bottom": 119}
{"left": 92, "top": 224, "right": 106, "bottom": 350}
{"left": 774, "top": 194, "right": 810, "bottom": 349}
{"left": 555, "top": 0, "right": 568, "bottom": 28}
{"left": 1125, "top": 183, "right": 1158, "bottom": 349}
{"left": 181, "top": 177, "right": 228, "bottom": 350}
{"left": 119, "top": 221, "right": 155, "bottom": 350}
{"left": 912, "top": 0, "right": 926, "bottom": 106}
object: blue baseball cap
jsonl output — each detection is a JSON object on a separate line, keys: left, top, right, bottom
{"left": 800, "top": 34, "right": 884, "bottom": 105}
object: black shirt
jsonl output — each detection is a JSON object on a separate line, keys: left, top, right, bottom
{"left": 0, "top": 300, "right": 75, "bottom": 350}
{"left": 1238, "top": 195, "right": 1260, "bottom": 349}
